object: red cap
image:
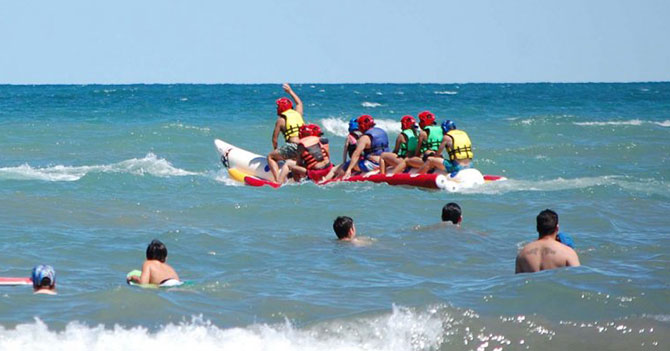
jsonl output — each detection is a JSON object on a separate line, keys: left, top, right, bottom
{"left": 356, "top": 115, "right": 375, "bottom": 132}
{"left": 276, "top": 98, "right": 293, "bottom": 115}
{"left": 400, "top": 115, "right": 416, "bottom": 130}
{"left": 299, "top": 124, "right": 323, "bottom": 138}
{"left": 418, "top": 111, "right": 435, "bottom": 128}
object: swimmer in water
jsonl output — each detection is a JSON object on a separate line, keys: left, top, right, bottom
{"left": 442, "top": 202, "right": 462, "bottom": 226}
{"left": 127, "top": 239, "right": 180, "bottom": 285}
{"left": 32, "top": 264, "right": 57, "bottom": 295}
{"left": 515, "top": 209, "right": 581, "bottom": 274}
{"left": 333, "top": 216, "right": 357, "bottom": 241}
{"left": 332, "top": 216, "right": 373, "bottom": 246}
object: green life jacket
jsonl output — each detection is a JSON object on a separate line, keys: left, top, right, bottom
{"left": 398, "top": 129, "right": 418, "bottom": 158}
{"left": 420, "top": 125, "right": 443, "bottom": 153}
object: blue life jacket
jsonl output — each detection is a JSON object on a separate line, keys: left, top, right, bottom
{"left": 364, "top": 127, "right": 389, "bottom": 157}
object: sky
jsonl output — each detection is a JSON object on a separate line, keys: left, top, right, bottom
{"left": 1, "top": 0, "right": 668, "bottom": 84}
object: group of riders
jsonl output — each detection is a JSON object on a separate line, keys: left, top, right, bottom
{"left": 266, "top": 84, "right": 474, "bottom": 184}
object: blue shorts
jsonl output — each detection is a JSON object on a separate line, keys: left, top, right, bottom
{"left": 343, "top": 159, "right": 380, "bottom": 173}
{"left": 443, "top": 159, "right": 471, "bottom": 173}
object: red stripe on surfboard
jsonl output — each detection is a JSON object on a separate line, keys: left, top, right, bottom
{"left": 0, "top": 277, "right": 32, "bottom": 286}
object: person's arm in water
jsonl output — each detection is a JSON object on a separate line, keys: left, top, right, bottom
{"left": 283, "top": 83, "right": 303, "bottom": 115}
{"left": 128, "top": 260, "right": 154, "bottom": 284}
{"left": 344, "top": 136, "right": 370, "bottom": 178}
{"left": 271, "top": 117, "right": 284, "bottom": 150}
{"left": 515, "top": 254, "right": 525, "bottom": 274}
{"left": 566, "top": 248, "right": 581, "bottom": 267}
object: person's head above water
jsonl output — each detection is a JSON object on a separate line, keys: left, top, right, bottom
{"left": 146, "top": 239, "right": 168, "bottom": 262}
{"left": 536, "top": 209, "right": 559, "bottom": 237}
{"left": 31, "top": 264, "right": 56, "bottom": 291}
{"left": 333, "top": 216, "right": 356, "bottom": 240}
{"left": 441, "top": 203, "right": 462, "bottom": 225}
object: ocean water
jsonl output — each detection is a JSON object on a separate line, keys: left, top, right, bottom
{"left": 0, "top": 83, "right": 669, "bottom": 350}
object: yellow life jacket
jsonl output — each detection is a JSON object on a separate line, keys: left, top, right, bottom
{"left": 446, "top": 129, "right": 473, "bottom": 161}
{"left": 281, "top": 109, "right": 304, "bottom": 142}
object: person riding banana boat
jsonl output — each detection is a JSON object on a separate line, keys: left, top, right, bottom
{"left": 277, "top": 123, "right": 332, "bottom": 184}
{"left": 418, "top": 120, "right": 474, "bottom": 175}
{"left": 342, "top": 117, "right": 363, "bottom": 164}
{"left": 389, "top": 110, "right": 442, "bottom": 174}
{"left": 327, "top": 115, "right": 389, "bottom": 180}
{"left": 380, "top": 115, "right": 418, "bottom": 175}
{"left": 267, "top": 83, "right": 305, "bottom": 182}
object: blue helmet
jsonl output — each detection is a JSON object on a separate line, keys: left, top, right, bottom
{"left": 348, "top": 117, "right": 359, "bottom": 132}
{"left": 441, "top": 120, "right": 456, "bottom": 133}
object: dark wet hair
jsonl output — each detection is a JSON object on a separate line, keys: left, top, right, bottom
{"left": 38, "top": 277, "right": 52, "bottom": 288}
{"left": 441, "top": 203, "right": 462, "bottom": 224}
{"left": 536, "top": 209, "right": 559, "bottom": 237}
{"left": 333, "top": 216, "right": 354, "bottom": 239}
{"left": 146, "top": 239, "right": 168, "bottom": 262}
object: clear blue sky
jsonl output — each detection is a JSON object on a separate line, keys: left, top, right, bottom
{"left": 1, "top": 0, "right": 668, "bottom": 83}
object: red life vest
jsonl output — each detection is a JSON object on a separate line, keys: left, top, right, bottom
{"left": 299, "top": 136, "right": 330, "bottom": 170}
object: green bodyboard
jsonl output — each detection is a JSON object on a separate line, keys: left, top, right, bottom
{"left": 126, "top": 270, "right": 191, "bottom": 288}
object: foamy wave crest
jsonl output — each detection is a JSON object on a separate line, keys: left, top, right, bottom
{"left": 209, "top": 169, "right": 244, "bottom": 186}
{"left": 163, "top": 123, "right": 210, "bottom": 132}
{"left": 461, "top": 175, "right": 670, "bottom": 197}
{"left": 361, "top": 102, "right": 382, "bottom": 108}
{"left": 434, "top": 91, "right": 458, "bottom": 95}
{"left": 0, "top": 154, "right": 197, "bottom": 182}
{"left": 573, "top": 119, "right": 670, "bottom": 127}
{"left": 320, "top": 118, "right": 401, "bottom": 138}
{"left": 0, "top": 307, "right": 447, "bottom": 351}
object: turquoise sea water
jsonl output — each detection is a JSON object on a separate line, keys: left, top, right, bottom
{"left": 0, "top": 83, "right": 669, "bottom": 350}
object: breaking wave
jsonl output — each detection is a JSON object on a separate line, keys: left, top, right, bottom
{"left": 0, "top": 153, "right": 198, "bottom": 182}
{"left": 0, "top": 306, "right": 454, "bottom": 351}
{"left": 320, "top": 117, "right": 401, "bottom": 137}
{"left": 361, "top": 102, "right": 382, "bottom": 108}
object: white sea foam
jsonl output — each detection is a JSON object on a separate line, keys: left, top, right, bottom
{"left": 0, "top": 306, "right": 446, "bottom": 351}
{"left": 320, "top": 117, "right": 401, "bottom": 138}
{"left": 210, "top": 169, "right": 244, "bottom": 187}
{"left": 461, "top": 175, "right": 670, "bottom": 197}
{"left": 434, "top": 91, "right": 458, "bottom": 95}
{"left": 163, "top": 123, "right": 211, "bottom": 133}
{"left": 572, "top": 119, "right": 670, "bottom": 127}
{"left": 0, "top": 153, "right": 198, "bottom": 182}
{"left": 361, "top": 102, "right": 382, "bottom": 108}
{"left": 574, "top": 119, "right": 644, "bottom": 126}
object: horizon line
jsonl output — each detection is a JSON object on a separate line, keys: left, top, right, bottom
{"left": 1, "top": 80, "right": 669, "bottom": 86}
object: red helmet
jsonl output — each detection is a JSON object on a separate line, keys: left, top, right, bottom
{"left": 356, "top": 115, "right": 375, "bottom": 132}
{"left": 276, "top": 98, "right": 293, "bottom": 115}
{"left": 418, "top": 111, "right": 435, "bottom": 128}
{"left": 400, "top": 115, "right": 416, "bottom": 130}
{"left": 299, "top": 124, "right": 323, "bottom": 138}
